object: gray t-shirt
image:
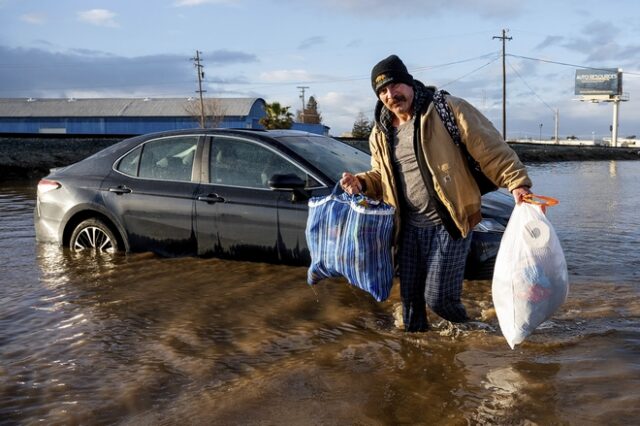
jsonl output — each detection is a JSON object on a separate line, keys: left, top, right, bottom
{"left": 392, "top": 118, "right": 441, "bottom": 226}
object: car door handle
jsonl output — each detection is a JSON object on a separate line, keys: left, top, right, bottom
{"left": 197, "top": 194, "right": 225, "bottom": 204}
{"left": 108, "top": 185, "right": 132, "bottom": 194}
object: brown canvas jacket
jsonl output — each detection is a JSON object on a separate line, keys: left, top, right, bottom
{"left": 356, "top": 93, "right": 532, "bottom": 242}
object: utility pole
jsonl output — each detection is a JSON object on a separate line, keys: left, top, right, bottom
{"left": 539, "top": 123, "right": 543, "bottom": 142}
{"left": 554, "top": 108, "right": 559, "bottom": 144}
{"left": 191, "top": 50, "right": 206, "bottom": 128}
{"left": 297, "top": 86, "right": 309, "bottom": 122}
{"left": 493, "top": 29, "right": 512, "bottom": 141}
{"left": 612, "top": 98, "right": 620, "bottom": 147}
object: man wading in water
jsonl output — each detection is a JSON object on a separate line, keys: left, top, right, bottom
{"left": 340, "top": 55, "right": 532, "bottom": 332}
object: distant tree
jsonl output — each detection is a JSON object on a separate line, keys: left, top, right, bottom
{"left": 297, "top": 96, "right": 322, "bottom": 124}
{"left": 352, "top": 112, "right": 373, "bottom": 138}
{"left": 260, "top": 102, "right": 294, "bottom": 129}
{"left": 184, "top": 98, "right": 227, "bottom": 128}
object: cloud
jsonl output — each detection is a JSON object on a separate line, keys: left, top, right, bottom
{"left": 174, "top": 0, "right": 236, "bottom": 6}
{"left": 0, "top": 45, "right": 257, "bottom": 99}
{"left": 316, "top": 91, "right": 375, "bottom": 135}
{"left": 206, "top": 49, "right": 258, "bottom": 65}
{"left": 69, "top": 48, "right": 116, "bottom": 57}
{"left": 581, "top": 20, "right": 620, "bottom": 40}
{"left": 205, "top": 76, "right": 248, "bottom": 85}
{"left": 298, "top": 36, "right": 325, "bottom": 50}
{"left": 77, "top": 9, "right": 119, "bottom": 27}
{"left": 619, "top": 45, "right": 640, "bottom": 62}
{"left": 535, "top": 36, "right": 564, "bottom": 50}
{"left": 320, "top": 92, "right": 361, "bottom": 114}
{"left": 546, "top": 20, "right": 640, "bottom": 67}
{"left": 585, "top": 42, "right": 624, "bottom": 62}
{"left": 20, "top": 13, "right": 47, "bottom": 25}
{"left": 311, "top": 0, "right": 523, "bottom": 19}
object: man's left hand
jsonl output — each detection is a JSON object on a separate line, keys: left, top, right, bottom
{"left": 511, "top": 186, "right": 532, "bottom": 205}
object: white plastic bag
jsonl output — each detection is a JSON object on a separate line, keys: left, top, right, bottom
{"left": 492, "top": 202, "right": 569, "bottom": 349}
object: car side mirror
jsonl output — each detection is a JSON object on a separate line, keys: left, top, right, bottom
{"left": 268, "top": 173, "right": 309, "bottom": 202}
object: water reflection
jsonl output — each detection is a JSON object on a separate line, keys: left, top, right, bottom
{"left": 531, "top": 161, "right": 639, "bottom": 284}
{"left": 475, "top": 362, "right": 562, "bottom": 425}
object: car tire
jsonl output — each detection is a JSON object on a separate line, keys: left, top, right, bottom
{"left": 70, "top": 218, "right": 120, "bottom": 253}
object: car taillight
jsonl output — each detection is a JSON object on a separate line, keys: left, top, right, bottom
{"left": 37, "top": 179, "right": 61, "bottom": 194}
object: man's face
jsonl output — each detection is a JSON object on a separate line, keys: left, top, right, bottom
{"left": 377, "top": 83, "right": 414, "bottom": 117}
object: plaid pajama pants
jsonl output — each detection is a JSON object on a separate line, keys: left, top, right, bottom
{"left": 398, "top": 222, "right": 472, "bottom": 332}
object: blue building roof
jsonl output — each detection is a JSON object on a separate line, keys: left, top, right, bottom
{"left": 0, "top": 97, "right": 263, "bottom": 118}
{"left": 0, "top": 97, "right": 329, "bottom": 136}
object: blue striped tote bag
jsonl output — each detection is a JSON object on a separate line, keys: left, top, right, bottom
{"left": 305, "top": 184, "right": 395, "bottom": 302}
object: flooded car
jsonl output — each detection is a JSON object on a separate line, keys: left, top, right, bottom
{"left": 34, "top": 128, "right": 512, "bottom": 279}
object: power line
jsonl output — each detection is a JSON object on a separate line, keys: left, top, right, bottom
{"left": 411, "top": 51, "right": 500, "bottom": 73}
{"left": 506, "top": 57, "right": 560, "bottom": 144}
{"left": 507, "top": 60, "right": 555, "bottom": 113}
{"left": 440, "top": 56, "right": 501, "bottom": 88}
{"left": 507, "top": 53, "right": 640, "bottom": 76}
{"left": 193, "top": 53, "right": 505, "bottom": 92}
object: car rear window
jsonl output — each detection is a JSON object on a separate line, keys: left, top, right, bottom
{"left": 117, "top": 136, "right": 198, "bottom": 181}
{"left": 276, "top": 135, "right": 370, "bottom": 182}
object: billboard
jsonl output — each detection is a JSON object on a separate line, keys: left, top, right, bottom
{"left": 575, "top": 68, "right": 622, "bottom": 96}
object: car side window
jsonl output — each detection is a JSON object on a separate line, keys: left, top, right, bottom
{"left": 210, "top": 137, "right": 308, "bottom": 188}
{"left": 128, "top": 136, "right": 198, "bottom": 181}
{"left": 117, "top": 146, "right": 142, "bottom": 176}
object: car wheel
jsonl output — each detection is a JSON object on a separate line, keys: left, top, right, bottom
{"left": 70, "top": 218, "right": 120, "bottom": 253}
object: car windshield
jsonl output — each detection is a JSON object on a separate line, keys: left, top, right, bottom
{"left": 276, "top": 135, "right": 371, "bottom": 182}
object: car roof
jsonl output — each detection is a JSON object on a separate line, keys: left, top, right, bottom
{"left": 134, "top": 128, "right": 321, "bottom": 140}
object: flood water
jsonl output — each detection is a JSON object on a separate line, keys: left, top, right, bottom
{"left": 1, "top": 161, "right": 639, "bottom": 425}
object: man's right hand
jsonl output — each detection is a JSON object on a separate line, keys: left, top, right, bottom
{"left": 340, "top": 172, "right": 362, "bottom": 195}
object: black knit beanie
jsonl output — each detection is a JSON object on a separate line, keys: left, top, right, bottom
{"left": 371, "top": 55, "right": 414, "bottom": 94}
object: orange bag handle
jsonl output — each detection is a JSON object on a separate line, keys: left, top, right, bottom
{"left": 523, "top": 194, "right": 559, "bottom": 207}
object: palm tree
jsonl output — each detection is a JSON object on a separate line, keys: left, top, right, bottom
{"left": 260, "top": 102, "right": 294, "bottom": 129}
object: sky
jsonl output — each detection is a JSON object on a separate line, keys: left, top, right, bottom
{"left": 1, "top": 0, "right": 639, "bottom": 139}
